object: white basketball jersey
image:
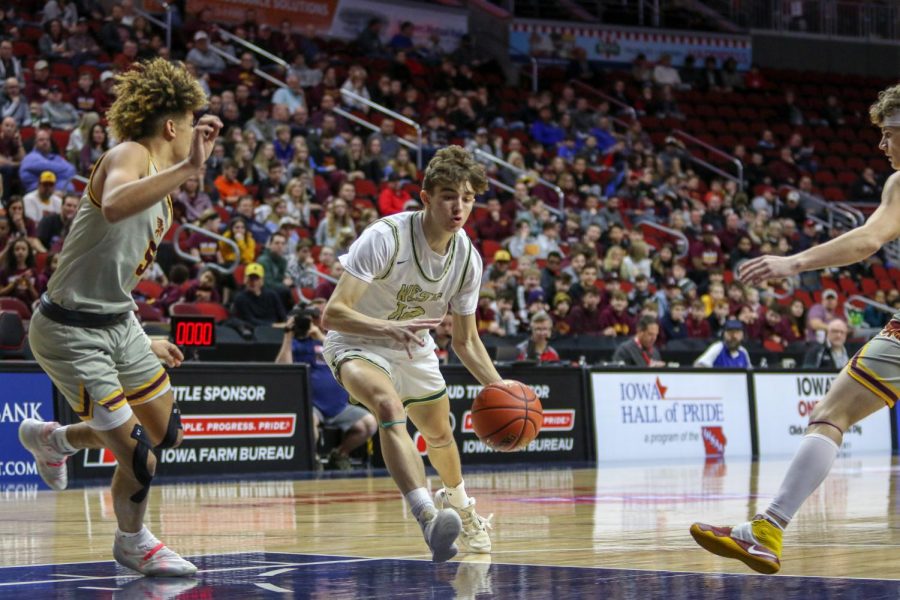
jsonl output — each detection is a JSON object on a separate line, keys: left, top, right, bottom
{"left": 327, "top": 211, "right": 481, "bottom": 355}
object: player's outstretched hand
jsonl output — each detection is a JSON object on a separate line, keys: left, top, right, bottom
{"left": 151, "top": 339, "right": 185, "bottom": 368}
{"left": 384, "top": 317, "right": 444, "bottom": 359}
{"left": 189, "top": 115, "right": 223, "bottom": 169}
{"left": 738, "top": 254, "right": 799, "bottom": 286}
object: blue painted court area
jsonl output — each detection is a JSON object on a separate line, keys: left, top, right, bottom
{"left": 0, "top": 552, "right": 898, "bottom": 599}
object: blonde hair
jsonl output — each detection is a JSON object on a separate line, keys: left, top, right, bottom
{"left": 870, "top": 84, "right": 900, "bottom": 127}
{"left": 422, "top": 145, "right": 488, "bottom": 195}
{"left": 106, "top": 59, "right": 206, "bottom": 141}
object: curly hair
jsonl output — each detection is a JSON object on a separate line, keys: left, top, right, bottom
{"left": 422, "top": 145, "right": 488, "bottom": 195}
{"left": 869, "top": 83, "right": 900, "bottom": 127}
{"left": 106, "top": 59, "right": 207, "bottom": 141}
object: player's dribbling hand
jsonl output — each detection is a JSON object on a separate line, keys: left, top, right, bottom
{"left": 738, "top": 254, "right": 798, "bottom": 285}
{"left": 189, "top": 115, "right": 223, "bottom": 170}
{"left": 151, "top": 340, "right": 185, "bottom": 368}
{"left": 384, "top": 317, "right": 443, "bottom": 359}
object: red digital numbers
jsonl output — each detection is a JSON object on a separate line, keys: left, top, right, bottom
{"left": 175, "top": 321, "right": 214, "bottom": 346}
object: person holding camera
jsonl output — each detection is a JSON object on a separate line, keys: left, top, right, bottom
{"left": 275, "top": 305, "right": 376, "bottom": 470}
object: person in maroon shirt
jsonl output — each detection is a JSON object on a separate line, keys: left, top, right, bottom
{"left": 598, "top": 291, "right": 635, "bottom": 337}
{"left": 761, "top": 305, "right": 795, "bottom": 351}
{"left": 686, "top": 299, "right": 712, "bottom": 338}
{"left": 690, "top": 224, "right": 725, "bottom": 276}
{"left": 565, "top": 287, "right": 604, "bottom": 335}
{"left": 474, "top": 198, "right": 513, "bottom": 242}
{"left": 737, "top": 303, "right": 763, "bottom": 341}
{"left": 717, "top": 212, "right": 746, "bottom": 255}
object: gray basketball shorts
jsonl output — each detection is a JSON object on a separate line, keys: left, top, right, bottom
{"left": 846, "top": 320, "right": 900, "bottom": 408}
{"left": 313, "top": 404, "right": 371, "bottom": 432}
{"left": 29, "top": 311, "right": 171, "bottom": 431}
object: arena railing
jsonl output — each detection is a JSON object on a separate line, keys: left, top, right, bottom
{"left": 571, "top": 81, "right": 638, "bottom": 127}
{"left": 329, "top": 106, "right": 421, "bottom": 159}
{"left": 206, "top": 44, "right": 288, "bottom": 90}
{"left": 473, "top": 148, "right": 566, "bottom": 217}
{"left": 637, "top": 221, "right": 689, "bottom": 259}
{"left": 338, "top": 88, "right": 424, "bottom": 171}
{"left": 172, "top": 223, "right": 241, "bottom": 275}
{"left": 787, "top": 185, "right": 863, "bottom": 232}
{"left": 135, "top": 2, "right": 174, "bottom": 51}
{"left": 671, "top": 129, "right": 744, "bottom": 192}
{"left": 216, "top": 28, "right": 290, "bottom": 71}
{"left": 844, "top": 294, "right": 893, "bottom": 337}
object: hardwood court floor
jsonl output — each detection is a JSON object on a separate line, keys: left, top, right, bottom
{"left": 2, "top": 454, "right": 900, "bottom": 597}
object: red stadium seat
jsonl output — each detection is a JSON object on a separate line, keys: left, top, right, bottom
{"left": 135, "top": 301, "right": 164, "bottom": 322}
{"left": 0, "top": 297, "right": 31, "bottom": 320}
{"left": 134, "top": 279, "right": 164, "bottom": 300}
{"left": 354, "top": 179, "right": 378, "bottom": 199}
{"left": 193, "top": 302, "right": 230, "bottom": 322}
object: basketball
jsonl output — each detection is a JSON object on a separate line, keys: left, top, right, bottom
{"left": 471, "top": 380, "right": 543, "bottom": 452}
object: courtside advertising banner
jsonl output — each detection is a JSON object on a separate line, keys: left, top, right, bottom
{"left": 592, "top": 371, "right": 752, "bottom": 461}
{"left": 66, "top": 363, "right": 315, "bottom": 481}
{"left": 754, "top": 372, "right": 892, "bottom": 455}
{"left": 0, "top": 366, "right": 55, "bottom": 492}
{"left": 387, "top": 366, "right": 590, "bottom": 466}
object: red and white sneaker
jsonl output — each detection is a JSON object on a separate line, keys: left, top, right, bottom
{"left": 18, "top": 418, "right": 69, "bottom": 491}
{"left": 113, "top": 527, "right": 197, "bottom": 577}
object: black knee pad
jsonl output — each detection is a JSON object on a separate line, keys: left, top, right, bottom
{"left": 130, "top": 424, "right": 154, "bottom": 504}
{"left": 155, "top": 404, "right": 183, "bottom": 450}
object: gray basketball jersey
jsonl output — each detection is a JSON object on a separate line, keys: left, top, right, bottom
{"left": 47, "top": 153, "right": 172, "bottom": 313}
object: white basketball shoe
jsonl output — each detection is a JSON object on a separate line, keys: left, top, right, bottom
{"left": 18, "top": 418, "right": 69, "bottom": 490}
{"left": 420, "top": 508, "right": 462, "bottom": 563}
{"left": 113, "top": 527, "right": 198, "bottom": 576}
{"left": 435, "top": 489, "right": 493, "bottom": 553}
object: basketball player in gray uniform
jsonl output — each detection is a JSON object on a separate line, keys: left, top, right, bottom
{"left": 323, "top": 146, "right": 504, "bottom": 562}
{"left": 18, "top": 58, "right": 221, "bottom": 576}
{"left": 691, "top": 84, "right": 900, "bottom": 574}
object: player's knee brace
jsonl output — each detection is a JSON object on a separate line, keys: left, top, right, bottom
{"left": 155, "top": 405, "right": 183, "bottom": 449}
{"left": 130, "top": 424, "right": 155, "bottom": 503}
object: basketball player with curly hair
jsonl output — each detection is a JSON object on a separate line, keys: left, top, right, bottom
{"left": 19, "top": 58, "right": 221, "bottom": 576}
{"left": 691, "top": 84, "right": 900, "bottom": 574}
{"left": 323, "top": 146, "right": 503, "bottom": 562}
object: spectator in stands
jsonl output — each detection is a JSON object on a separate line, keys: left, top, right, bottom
{"left": 652, "top": 54, "right": 681, "bottom": 88}
{"left": 220, "top": 217, "right": 256, "bottom": 266}
{"left": 779, "top": 89, "right": 805, "bottom": 126}
{"left": 36, "top": 191, "right": 77, "bottom": 252}
{"left": 233, "top": 262, "right": 286, "bottom": 325}
{"left": 699, "top": 56, "right": 722, "bottom": 92}
{"left": 67, "top": 18, "right": 101, "bottom": 67}
{"left": 474, "top": 198, "right": 513, "bottom": 242}
{"left": 276, "top": 304, "right": 376, "bottom": 470}
{"left": 41, "top": 84, "right": 78, "bottom": 130}
{"left": 0, "top": 116, "right": 24, "bottom": 198}
{"left": 1, "top": 78, "right": 28, "bottom": 126}
{"left": 213, "top": 159, "right": 249, "bottom": 207}
{"left": 6, "top": 195, "right": 43, "bottom": 253}
{"left": 286, "top": 239, "right": 320, "bottom": 290}
{"left": 516, "top": 312, "right": 560, "bottom": 362}
{"left": 720, "top": 58, "right": 743, "bottom": 92}
{"left": 340, "top": 65, "right": 370, "bottom": 113}
{"left": 679, "top": 55, "right": 702, "bottom": 90}
{"left": 802, "top": 318, "right": 849, "bottom": 369}
{"left": 23, "top": 170, "right": 62, "bottom": 223}
{"left": 761, "top": 305, "right": 797, "bottom": 352}
{"left": 273, "top": 73, "right": 306, "bottom": 114}
{"left": 174, "top": 174, "right": 213, "bottom": 223}
{"left": 113, "top": 39, "right": 139, "bottom": 72}
{"left": 612, "top": 314, "right": 665, "bottom": 367}
{"left": 368, "top": 118, "right": 400, "bottom": 161}
{"left": 186, "top": 30, "right": 225, "bottom": 75}
{"left": 683, "top": 299, "right": 711, "bottom": 338}
{"left": 431, "top": 312, "right": 460, "bottom": 365}
{"left": 315, "top": 197, "right": 354, "bottom": 248}
{"left": 354, "top": 17, "right": 386, "bottom": 57}
{"left": 805, "top": 289, "right": 845, "bottom": 342}
{"left": 599, "top": 290, "right": 634, "bottom": 337}
{"left": 661, "top": 298, "right": 689, "bottom": 342}
{"left": 235, "top": 195, "right": 271, "bottom": 244}
{"left": 313, "top": 261, "right": 342, "bottom": 300}
{"left": 0, "top": 237, "right": 38, "bottom": 305}
{"left": 18, "top": 127, "right": 76, "bottom": 192}
{"left": 256, "top": 230, "right": 293, "bottom": 309}
{"left": 0, "top": 41, "right": 23, "bottom": 88}
{"left": 566, "top": 287, "right": 603, "bottom": 335}
{"left": 694, "top": 319, "right": 751, "bottom": 368}
{"left": 388, "top": 21, "right": 415, "bottom": 50}
{"left": 535, "top": 220, "right": 562, "bottom": 259}
{"left": 822, "top": 95, "right": 845, "bottom": 128}
{"left": 744, "top": 64, "right": 766, "bottom": 89}
{"left": 77, "top": 121, "right": 109, "bottom": 175}
{"left": 851, "top": 167, "right": 881, "bottom": 201}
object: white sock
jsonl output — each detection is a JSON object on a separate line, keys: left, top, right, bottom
{"left": 405, "top": 488, "right": 435, "bottom": 523}
{"left": 444, "top": 480, "right": 471, "bottom": 509}
{"left": 50, "top": 426, "right": 77, "bottom": 455}
{"left": 766, "top": 433, "right": 840, "bottom": 527}
{"left": 116, "top": 526, "right": 150, "bottom": 542}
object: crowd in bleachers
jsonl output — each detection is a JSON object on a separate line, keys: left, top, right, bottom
{"left": 0, "top": 0, "right": 896, "bottom": 364}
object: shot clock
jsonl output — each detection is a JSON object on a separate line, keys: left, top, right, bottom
{"left": 170, "top": 315, "right": 216, "bottom": 348}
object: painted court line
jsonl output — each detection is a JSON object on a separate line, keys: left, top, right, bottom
{"left": 255, "top": 582, "right": 293, "bottom": 593}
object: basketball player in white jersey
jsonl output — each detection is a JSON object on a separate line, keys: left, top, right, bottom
{"left": 323, "top": 146, "right": 504, "bottom": 562}
{"left": 19, "top": 58, "right": 221, "bottom": 576}
{"left": 691, "top": 84, "right": 900, "bottom": 574}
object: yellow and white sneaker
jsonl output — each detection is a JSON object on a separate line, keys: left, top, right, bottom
{"left": 690, "top": 514, "right": 783, "bottom": 574}
{"left": 435, "top": 489, "right": 493, "bottom": 554}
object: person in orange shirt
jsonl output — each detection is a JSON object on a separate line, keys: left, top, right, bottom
{"left": 213, "top": 159, "right": 249, "bottom": 207}
{"left": 377, "top": 172, "right": 412, "bottom": 216}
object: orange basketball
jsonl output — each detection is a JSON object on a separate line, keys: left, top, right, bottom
{"left": 471, "top": 380, "right": 543, "bottom": 452}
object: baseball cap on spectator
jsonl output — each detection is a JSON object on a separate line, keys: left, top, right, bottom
{"left": 476, "top": 127, "right": 488, "bottom": 135}
{"left": 34, "top": 60, "right": 49, "bottom": 71}
{"left": 194, "top": 31, "right": 209, "bottom": 41}
{"left": 786, "top": 190, "right": 801, "bottom": 202}
{"left": 605, "top": 271, "right": 620, "bottom": 282}
{"left": 822, "top": 289, "right": 838, "bottom": 300}
{"left": 724, "top": 319, "right": 743, "bottom": 331}
{"left": 278, "top": 216, "right": 299, "bottom": 228}
{"left": 48, "top": 84, "right": 61, "bottom": 93}
{"left": 39, "top": 171, "right": 56, "bottom": 184}
{"left": 245, "top": 263, "right": 265, "bottom": 278}
{"left": 803, "top": 218, "right": 816, "bottom": 228}
{"left": 479, "top": 288, "right": 496, "bottom": 300}
{"left": 553, "top": 292, "right": 571, "bottom": 307}
{"left": 100, "top": 71, "right": 115, "bottom": 83}
{"left": 702, "top": 223, "right": 715, "bottom": 233}
{"left": 665, "top": 276, "right": 678, "bottom": 288}
{"left": 494, "top": 250, "right": 511, "bottom": 263}
{"left": 679, "top": 279, "right": 697, "bottom": 295}
{"left": 197, "top": 208, "right": 219, "bottom": 225}
{"left": 526, "top": 289, "right": 545, "bottom": 304}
